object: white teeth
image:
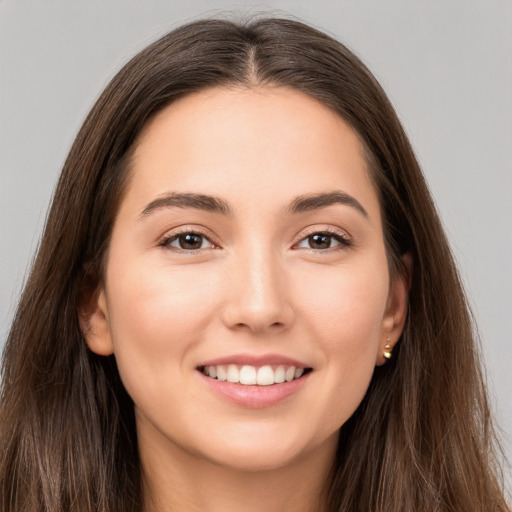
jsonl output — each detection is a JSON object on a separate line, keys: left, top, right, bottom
{"left": 227, "top": 364, "right": 239, "bottom": 383}
{"left": 274, "top": 365, "right": 286, "bottom": 384}
{"left": 203, "top": 364, "right": 307, "bottom": 386}
{"left": 239, "top": 365, "right": 257, "bottom": 385}
{"left": 216, "top": 365, "right": 227, "bottom": 381}
{"left": 256, "top": 365, "right": 275, "bottom": 386}
{"left": 285, "top": 366, "right": 296, "bottom": 382}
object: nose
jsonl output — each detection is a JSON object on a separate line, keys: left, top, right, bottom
{"left": 220, "top": 248, "right": 294, "bottom": 335}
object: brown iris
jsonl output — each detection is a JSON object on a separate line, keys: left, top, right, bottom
{"left": 178, "top": 233, "right": 204, "bottom": 250}
{"left": 308, "top": 233, "right": 333, "bottom": 249}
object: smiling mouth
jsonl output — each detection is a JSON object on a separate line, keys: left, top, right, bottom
{"left": 198, "top": 364, "right": 312, "bottom": 386}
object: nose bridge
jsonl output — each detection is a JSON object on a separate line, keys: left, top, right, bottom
{"left": 221, "top": 239, "right": 292, "bottom": 333}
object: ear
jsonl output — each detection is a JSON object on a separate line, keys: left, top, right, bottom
{"left": 375, "top": 253, "right": 412, "bottom": 366}
{"left": 77, "top": 285, "right": 114, "bottom": 356}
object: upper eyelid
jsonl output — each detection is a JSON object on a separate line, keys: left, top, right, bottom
{"left": 159, "top": 226, "right": 218, "bottom": 245}
{"left": 293, "top": 225, "right": 351, "bottom": 244}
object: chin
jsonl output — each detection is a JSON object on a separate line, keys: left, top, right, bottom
{"left": 187, "top": 423, "right": 338, "bottom": 473}
{"left": 201, "top": 442, "right": 311, "bottom": 473}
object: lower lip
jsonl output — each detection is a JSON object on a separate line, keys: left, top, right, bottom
{"left": 199, "top": 371, "right": 310, "bottom": 408}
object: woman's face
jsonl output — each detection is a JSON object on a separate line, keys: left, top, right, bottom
{"left": 84, "top": 86, "right": 407, "bottom": 472}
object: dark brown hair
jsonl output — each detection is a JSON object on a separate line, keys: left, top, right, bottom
{"left": 0, "top": 16, "right": 508, "bottom": 512}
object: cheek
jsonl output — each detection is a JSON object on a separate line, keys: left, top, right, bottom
{"left": 104, "top": 259, "right": 219, "bottom": 391}
{"left": 297, "top": 259, "right": 389, "bottom": 418}
{"left": 300, "top": 258, "right": 389, "bottom": 344}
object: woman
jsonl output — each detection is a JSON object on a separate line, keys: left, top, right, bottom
{"left": 0, "top": 16, "right": 508, "bottom": 512}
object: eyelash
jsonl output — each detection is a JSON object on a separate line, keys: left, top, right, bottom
{"left": 158, "top": 226, "right": 352, "bottom": 254}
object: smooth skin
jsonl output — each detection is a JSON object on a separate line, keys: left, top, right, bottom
{"left": 82, "top": 86, "right": 409, "bottom": 512}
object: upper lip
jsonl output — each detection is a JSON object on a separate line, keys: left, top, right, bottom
{"left": 198, "top": 353, "right": 311, "bottom": 369}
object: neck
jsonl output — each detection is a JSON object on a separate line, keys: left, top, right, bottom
{"left": 139, "top": 423, "right": 337, "bottom": 512}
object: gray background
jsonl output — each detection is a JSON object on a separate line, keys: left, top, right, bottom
{"left": 1, "top": 0, "right": 511, "bottom": 491}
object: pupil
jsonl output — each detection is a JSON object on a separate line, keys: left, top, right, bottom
{"left": 310, "top": 234, "right": 331, "bottom": 249}
{"left": 179, "top": 234, "right": 202, "bottom": 249}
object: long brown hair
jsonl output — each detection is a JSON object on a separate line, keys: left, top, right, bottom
{"left": 0, "top": 16, "right": 508, "bottom": 511}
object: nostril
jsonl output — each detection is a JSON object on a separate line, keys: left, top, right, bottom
{"left": 220, "top": 285, "right": 295, "bottom": 334}
{"left": 232, "top": 320, "right": 287, "bottom": 334}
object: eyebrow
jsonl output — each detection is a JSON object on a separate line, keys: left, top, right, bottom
{"left": 139, "top": 190, "right": 368, "bottom": 219}
{"left": 286, "top": 191, "right": 368, "bottom": 217}
{"left": 140, "top": 192, "right": 233, "bottom": 218}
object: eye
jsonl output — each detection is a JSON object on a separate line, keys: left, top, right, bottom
{"left": 295, "top": 230, "right": 351, "bottom": 250}
{"left": 159, "top": 231, "right": 216, "bottom": 252}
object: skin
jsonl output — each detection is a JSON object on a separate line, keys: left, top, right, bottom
{"left": 83, "top": 86, "right": 409, "bottom": 512}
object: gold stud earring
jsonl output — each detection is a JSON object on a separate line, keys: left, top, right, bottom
{"left": 383, "top": 339, "right": 393, "bottom": 360}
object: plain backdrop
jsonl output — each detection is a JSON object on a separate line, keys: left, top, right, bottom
{"left": 1, "top": 0, "right": 511, "bottom": 490}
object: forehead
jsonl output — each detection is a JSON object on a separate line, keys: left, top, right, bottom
{"left": 123, "top": 86, "right": 380, "bottom": 222}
